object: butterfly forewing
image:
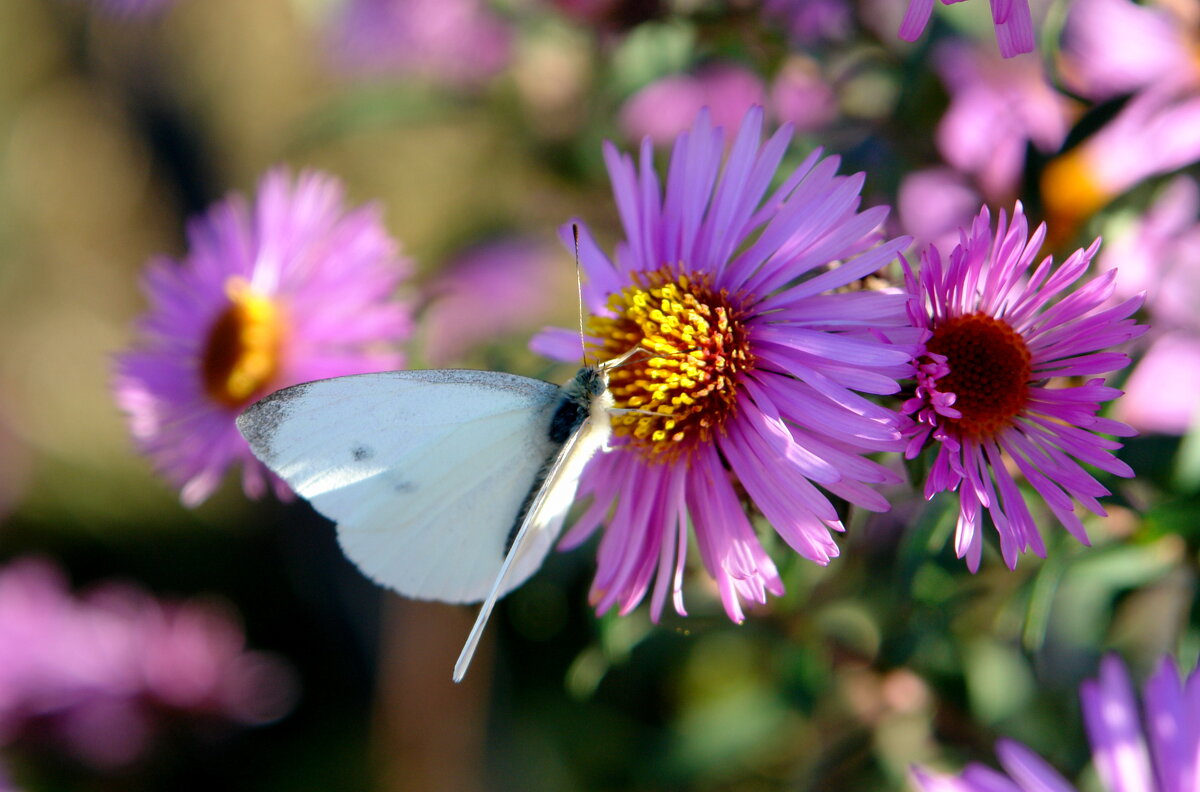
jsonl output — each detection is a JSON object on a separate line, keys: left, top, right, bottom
{"left": 237, "top": 369, "right": 564, "bottom": 603}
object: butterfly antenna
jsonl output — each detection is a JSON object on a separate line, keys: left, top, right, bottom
{"left": 573, "top": 223, "right": 587, "bottom": 367}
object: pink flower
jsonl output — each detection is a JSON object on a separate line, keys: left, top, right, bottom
{"left": 618, "top": 64, "right": 766, "bottom": 145}
{"left": 0, "top": 558, "right": 294, "bottom": 769}
{"left": 1060, "top": 0, "right": 1199, "bottom": 101}
{"left": 902, "top": 204, "right": 1145, "bottom": 570}
{"left": 533, "top": 107, "right": 913, "bottom": 622}
{"left": 326, "top": 0, "right": 511, "bottom": 85}
{"left": 933, "top": 41, "right": 1071, "bottom": 199}
{"left": 899, "top": 0, "right": 1035, "bottom": 58}
{"left": 1042, "top": 87, "right": 1200, "bottom": 237}
{"left": 113, "top": 169, "right": 412, "bottom": 506}
{"left": 913, "top": 655, "right": 1200, "bottom": 792}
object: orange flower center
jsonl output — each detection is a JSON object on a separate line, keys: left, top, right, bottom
{"left": 926, "top": 312, "right": 1032, "bottom": 439}
{"left": 587, "top": 267, "right": 754, "bottom": 462}
{"left": 201, "top": 277, "right": 287, "bottom": 409}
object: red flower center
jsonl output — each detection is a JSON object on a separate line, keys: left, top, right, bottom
{"left": 926, "top": 312, "right": 1032, "bottom": 439}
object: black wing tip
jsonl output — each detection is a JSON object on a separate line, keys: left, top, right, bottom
{"left": 235, "top": 382, "right": 312, "bottom": 460}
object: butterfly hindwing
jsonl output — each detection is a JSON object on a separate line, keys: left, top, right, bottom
{"left": 237, "top": 369, "right": 564, "bottom": 603}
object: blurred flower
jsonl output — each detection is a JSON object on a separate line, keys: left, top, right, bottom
{"left": 1041, "top": 87, "right": 1200, "bottom": 240}
{"left": 1099, "top": 177, "right": 1200, "bottom": 435}
{"left": 0, "top": 557, "right": 294, "bottom": 769}
{"left": 763, "top": 0, "right": 854, "bottom": 45}
{"left": 618, "top": 64, "right": 766, "bottom": 145}
{"left": 769, "top": 57, "right": 838, "bottom": 133}
{"left": 933, "top": 41, "right": 1071, "bottom": 200}
{"left": 534, "top": 107, "right": 913, "bottom": 622}
{"left": 913, "top": 655, "right": 1199, "bottom": 792}
{"left": 420, "top": 237, "right": 565, "bottom": 367}
{"left": 113, "top": 168, "right": 412, "bottom": 506}
{"left": 899, "top": 0, "right": 1034, "bottom": 57}
{"left": 897, "top": 167, "right": 982, "bottom": 253}
{"left": 1059, "top": 0, "right": 1199, "bottom": 101}
{"left": 1118, "top": 333, "right": 1200, "bottom": 435}
{"left": 325, "top": 0, "right": 511, "bottom": 85}
{"left": 902, "top": 204, "right": 1144, "bottom": 570}
{"left": 1098, "top": 176, "right": 1200, "bottom": 332}
{"left": 74, "top": 0, "right": 176, "bottom": 17}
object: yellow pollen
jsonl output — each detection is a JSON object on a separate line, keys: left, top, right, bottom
{"left": 200, "top": 277, "right": 287, "bottom": 409}
{"left": 587, "top": 267, "right": 753, "bottom": 462}
{"left": 926, "top": 312, "right": 1032, "bottom": 439}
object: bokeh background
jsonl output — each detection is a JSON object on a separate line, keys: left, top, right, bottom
{"left": 1, "top": 0, "right": 1197, "bottom": 789}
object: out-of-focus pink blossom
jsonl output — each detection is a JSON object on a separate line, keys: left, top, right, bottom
{"left": 763, "top": 0, "right": 854, "bottom": 44}
{"left": 934, "top": 41, "right": 1072, "bottom": 199}
{"left": 420, "top": 238, "right": 567, "bottom": 367}
{"left": 1060, "top": 0, "right": 1198, "bottom": 100}
{"left": 326, "top": 0, "right": 511, "bottom": 85}
{"left": 619, "top": 64, "right": 766, "bottom": 145}
{"left": 897, "top": 167, "right": 982, "bottom": 254}
{"left": 0, "top": 558, "right": 295, "bottom": 769}
{"left": 1042, "top": 88, "right": 1200, "bottom": 237}
{"left": 770, "top": 57, "right": 837, "bottom": 133}
{"left": 1116, "top": 334, "right": 1200, "bottom": 435}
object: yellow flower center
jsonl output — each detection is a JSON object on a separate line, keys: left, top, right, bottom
{"left": 926, "top": 312, "right": 1032, "bottom": 439}
{"left": 587, "top": 267, "right": 754, "bottom": 462}
{"left": 201, "top": 277, "right": 287, "bottom": 409}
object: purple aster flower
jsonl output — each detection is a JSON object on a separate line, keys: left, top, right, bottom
{"left": 1118, "top": 333, "right": 1200, "bottom": 435}
{"left": 763, "top": 0, "right": 854, "bottom": 45}
{"left": 902, "top": 203, "right": 1145, "bottom": 570}
{"left": 0, "top": 557, "right": 294, "bottom": 769}
{"left": 532, "top": 106, "right": 913, "bottom": 623}
{"left": 326, "top": 0, "right": 511, "bottom": 85}
{"left": 912, "top": 654, "right": 1200, "bottom": 792}
{"left": 1060, "top": 0, "right": 1199, "bottom": 101}
{"left": 770, "top": 57, "right": 838, "bottom": 134}
{"left": 113, "top": 168, "right": 412, "bottom": 506}
{"left": 897, "top": 167, "right": 982, "bottom": 254}
{"left": 933, "top": 41, "right": 1070, "bottom": 200}
{"left": 420, "top": 237, "right": 565, "bottom": 367}
{"left": 899, "top": 0, "right": 1035, "bottom": 58}
{"left": 1041, "top": 87, "right": 1200, "bottom": 240}
{"left": 619, "top": 64, "right": 766, "bottom": 146}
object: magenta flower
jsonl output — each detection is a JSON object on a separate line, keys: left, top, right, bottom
{"left": 0, "top": 557, "right": 294, "bottom": 769}
{"left": 113, "top": 168, "right": 412, "bottom": 506}
{"left": 619, "top": 64, "right": 766, "bottom": 146}
{"left": 532, "top": 107, "right": 913, "bottom": 623}
{"left": 932, "top": 41, "right": 1071, "bottom": 200}
{"left": 326, "top": 0, "right": 511, "bottom": 85}
{"left": 902, "top": 204, "right": 1145, "bottom": 570}
{"left": 1060, "top": 0, "right": 1199, "bottom": 101}
{"left": 1042, "top": 87, "right": 1200, "bottom": 237}
{"left": 899, "top": 0, "right": 1034, "bottom": 58}
{"left": 912, "top": 655, "right": 1200, "bottom": 792}
{"left": 763, "top": 0, "right": 854, "bottom": 44}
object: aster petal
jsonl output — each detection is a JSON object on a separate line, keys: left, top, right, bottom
{"left": 1081, "top": 656, "right": 1157, "bottom": 792}
{"left": 994, "top": 739, "right": 1079, "bottom": 792}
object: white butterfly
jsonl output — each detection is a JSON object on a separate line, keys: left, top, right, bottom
{"left": 236, "top": 348, "right": 642, "bottom": 682}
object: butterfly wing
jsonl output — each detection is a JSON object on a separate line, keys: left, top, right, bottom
{"left": 237, "top": 369, "right": 563, "bottom": 603}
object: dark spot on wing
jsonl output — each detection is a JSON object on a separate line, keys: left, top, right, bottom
{"left": 393, "top": 480, "right": 415, "bottom": 494}
{"left": 352, "top": 445, "right": 374, "bottom": 462}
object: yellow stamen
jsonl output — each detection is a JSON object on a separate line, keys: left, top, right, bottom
{"left": 201, "top": 277, "right": 287, "bottom": 408}
{"left": 588, "top": 267, "right": 753, "bottom": 462}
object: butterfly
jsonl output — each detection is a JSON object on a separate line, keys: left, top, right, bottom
{"left": 236, "top": 346, "right": 644, "bottom": 681}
